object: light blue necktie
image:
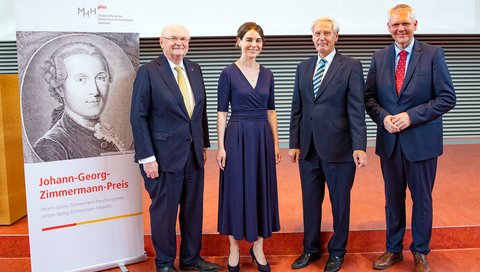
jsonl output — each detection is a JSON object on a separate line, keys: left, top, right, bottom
{"left": 313, "top": 58, "right": 326, "bottom": 97}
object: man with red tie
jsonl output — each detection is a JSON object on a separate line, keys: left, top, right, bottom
{"left": 364, "top": 4, "right": 456, "bottom": 272}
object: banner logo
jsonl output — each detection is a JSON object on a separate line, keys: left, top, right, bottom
{"left": 78, "top": 7, "right": 97, "bottom": 17}
{"left": 77, "top": 5, "right": 106, "bottom": 17}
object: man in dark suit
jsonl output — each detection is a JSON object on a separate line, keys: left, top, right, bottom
{"left": 289, "top": 17, "right": 367, "bottom": 272}
{"left": 130, "top": 24, "right": 220, "bottom": 272}
{"left": 364, "top": 4, "right": 456, "bottom": 272}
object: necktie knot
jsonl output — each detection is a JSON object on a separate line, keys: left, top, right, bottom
{"left": 399, "top": 50, "right": 408, "bottom": 58}
{"left": 174, "top": 65, "right": 182, "bottom": 72}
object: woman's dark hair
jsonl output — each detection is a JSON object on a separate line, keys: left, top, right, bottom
{"left": 236, "top": 22, "right": 265, "bottom": 45}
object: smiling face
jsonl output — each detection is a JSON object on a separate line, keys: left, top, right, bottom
{"left": 312, "top": 20, "right": 338, "bottom": 58}
{"left": 59, "top": 53, "right": 109, "bottom": 121}
{"left": 237, "top": 29, "right": 263, "bottom": 59}
{"left": 160, "top": 25, "right": 190, "bottom": 64}
{"left": 388, "top": 8, "right": 417, "bottom": 49}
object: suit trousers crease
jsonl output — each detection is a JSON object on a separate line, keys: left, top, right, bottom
{"left": 299, "top": 140, "right": 355, "bottom": 258}
{"left": 380, "top": 138, "right": 437, "bottom": 255}
{"left": 142, "top": 145, "right": 204, "bottom": 268}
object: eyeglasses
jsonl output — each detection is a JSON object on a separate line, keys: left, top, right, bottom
{"left": 162, "top": 36, "right": 190, "bottom": 43}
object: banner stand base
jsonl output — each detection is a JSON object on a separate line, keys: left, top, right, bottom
{"left": 69, "top": 253, "right": 147, "bottom": 272}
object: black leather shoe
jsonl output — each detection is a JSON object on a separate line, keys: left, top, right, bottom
{"left": 156, "top": 266, "right": 177, "bottom": 272}
{"left": 180, "top": 257, "right": 221, "bottom": 271}
{"left": 324, "top": 256, "right": 343, "bottom": 272}
{"left": 291, "top": 252, "right": 321, "bottom": 269}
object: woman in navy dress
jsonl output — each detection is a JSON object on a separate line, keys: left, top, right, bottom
{"left": 216, "top": 22, "right": 281, "bottom": 272}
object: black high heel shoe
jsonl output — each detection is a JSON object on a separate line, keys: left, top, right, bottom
{"left": 227, "top": 252, "right": 240, "bottom": 272}
{"left": 227, "top": 262, "right": 240, "bottom": 272}
{"left": 249, "top": 246, "right": 271, "bottom": 272}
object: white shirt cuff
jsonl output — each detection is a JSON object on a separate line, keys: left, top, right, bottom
{"left": 139, "top": 156, "right": 156, "bottom": 164}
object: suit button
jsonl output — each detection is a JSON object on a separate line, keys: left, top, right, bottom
{"left": 187, "top": 138, "right": 192, "bottom": 142}
{"left": 310, "top": 117, "right": 312, "bottom": 120}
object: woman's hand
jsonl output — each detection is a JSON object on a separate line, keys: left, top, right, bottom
{"left": 275, "top": 146, "right": 282, "bottom": 164}
{"left": 216, "top": 148, "right": 227, "bottom": 170}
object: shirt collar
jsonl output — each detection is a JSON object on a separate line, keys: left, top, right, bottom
{"left": 317, "top": 49, "right": 336, "bottom": 64}
{"left": 166, "top": 58, "right": 185, "bottom": 71}
{"left": 394, "top": 39, "right": 414, "bottom": 56}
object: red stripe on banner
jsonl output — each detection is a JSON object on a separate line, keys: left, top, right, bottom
{"left": 42, "top": 223, "right": 77, "bottom": 231}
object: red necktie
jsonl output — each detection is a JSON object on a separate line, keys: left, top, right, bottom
{"left": 395, "top": 50, "right": 408, "bottom": 95}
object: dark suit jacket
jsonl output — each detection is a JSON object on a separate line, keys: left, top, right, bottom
{"left": 289, "top": 52, "right": 367, "bottom": 162}
{"left": 130, "top": 54, "right": 210, "bottom": 172}
{"left": 34, "top": 112, "right": 119, "bottom": 162}
{"left": 364, "top": 40, "right": 456, "bottom": 161}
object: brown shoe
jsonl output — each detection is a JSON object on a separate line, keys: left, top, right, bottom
{"left": 414, "top": 252, "right": 431, "bottom": 272}
{"left": 373, "top": 251, "right": 403, "bottom": 270}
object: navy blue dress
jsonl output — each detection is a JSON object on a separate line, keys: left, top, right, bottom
{"left": 217, "top": 63, "right": 280, "bottom": 242}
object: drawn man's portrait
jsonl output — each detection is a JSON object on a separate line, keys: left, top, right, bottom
{"left": 18, "top": 32, "right": 139, "bottom": 163}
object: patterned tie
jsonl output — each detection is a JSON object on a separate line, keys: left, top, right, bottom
{"left": 313, "top": 58, "right": 326, "bottom": 97}
{"left": 395, "top": 50, "right": 408, "bottom": 95}
{"left": 174, "top": 65, "right": 192, "bottom": 118}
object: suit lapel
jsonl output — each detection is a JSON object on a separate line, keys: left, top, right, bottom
{"left": 304, "top": 57, "right": 316, "bottom": 102}
{"left": 386, "top": 45, "right": 399, "bottom": 102}
{"left": 399, "top": 41, "right": 422, "bottom": 97}
{"left": 156, "top": 55, "right": 190, "bottom": 117}
{"left": 314, "top": 53, "right": 342, "bottom": 101}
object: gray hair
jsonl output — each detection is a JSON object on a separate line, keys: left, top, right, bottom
{"left": 160, "top": 24, "right": 190, "bottom": 37}
{"left": 311, "top": 17, "right": 340, "bottom": 34}
{"left": 388, "top": 4, "right": 416, "bottom": 23}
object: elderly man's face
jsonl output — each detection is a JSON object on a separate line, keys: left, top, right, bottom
{"left": 312, "top": 21, "right": 338, "bottom": 58}
{"left": 60, "top": 53, "right": 109, "bottom": 120}
{"left": 160, "top": 25, "right": 190, "bottom": 64}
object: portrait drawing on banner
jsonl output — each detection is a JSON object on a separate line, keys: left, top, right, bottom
{"left": 17, "top": 32, "right": 139, "bottom": 163}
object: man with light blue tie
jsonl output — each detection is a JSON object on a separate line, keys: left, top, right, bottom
{"left": 365, "top": 4, "right": 456, "bottom": 272}
{"left": 289, "top": 17, "right": 367, "bottom": 272}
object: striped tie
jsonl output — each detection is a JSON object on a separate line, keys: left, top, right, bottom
{"left": 313, "top": 58, "right": 326, "bottom": 97}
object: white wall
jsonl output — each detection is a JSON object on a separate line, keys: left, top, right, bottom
{"left": 0, "top": 0, "right": 15, "bottom": 41}
{"left": 2, "top": 0, "right": 480, "bottom": 41}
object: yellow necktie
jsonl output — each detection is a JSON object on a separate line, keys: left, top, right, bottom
{"left": 174, "top": 65, "right": 192, "bottom": 118}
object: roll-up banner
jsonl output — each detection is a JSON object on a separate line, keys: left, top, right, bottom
{"left": 15, "top": 1, "right": 145, "bottom": 271}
